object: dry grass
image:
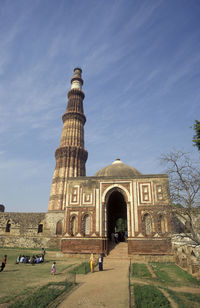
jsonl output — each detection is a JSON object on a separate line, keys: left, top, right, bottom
{"left": 0, "top": 248, "right": 81, "bottom": 305}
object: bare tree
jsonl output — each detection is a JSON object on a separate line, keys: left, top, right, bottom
{"left": 161, "top": 150, "right": 200, "bottom": 244}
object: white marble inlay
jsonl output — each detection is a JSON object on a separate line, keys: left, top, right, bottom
{"left": 130, "top": 182, "right": 134, "bottom": 236}
{"left": 96, "top": 189, "right": 100, "bottom": 232}
{"left": 100, "top": 185, "right": 102, "bottom": 236}
{"left": 134, "top": 182, "right": 138, "bottom": 232}
{"left": 71, "top": 80, "right": 82, "bottom": 90}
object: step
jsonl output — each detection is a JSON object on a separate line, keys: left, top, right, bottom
{"left": 107, "top": 242, "right": 129, "bottom": 259}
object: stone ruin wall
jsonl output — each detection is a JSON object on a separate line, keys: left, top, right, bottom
{"left": 172, "top": 207, "right": 200, "bottom": 239}
{"left": 171, "top": 207, "right": 200, "bottom": 278}
{"left": 172, "top": 238, "right": 200, "bottom": 278}
{"left": 0, "top": 211, "right": 65, "bottom": 249}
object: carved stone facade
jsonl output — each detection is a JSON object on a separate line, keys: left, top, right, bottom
{"left": 60, "top": 173, "right": 172, "bottom": 255}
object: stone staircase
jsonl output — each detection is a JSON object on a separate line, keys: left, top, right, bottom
{"left": 106, "top": 242, "right": 129, "bottom": 259}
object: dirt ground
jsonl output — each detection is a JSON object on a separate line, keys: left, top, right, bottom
{"left": 58, "top": 259, "right": 129, "bottom": 308}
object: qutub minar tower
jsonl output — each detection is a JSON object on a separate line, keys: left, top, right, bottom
{"left": 48, "top": 68, "right": 88, "bottom": 211}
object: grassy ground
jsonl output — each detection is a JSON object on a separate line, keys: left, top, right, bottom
{"left": 8, "top": 281, "right": 74, "bottom": 308}
{"left": 131, "top": 262, "right": 200, "bottom": 308}
{"left": 0, "top": 248, "right": 83, "bottom": 306}
{"left": 150, "top": 262, "right": 200, "bottom": 287}
{"left": 69, "top": 261, "right": 91, "bottom": 275}
{"left": 134, "top": 283, "right": 170, "bottom": 308}
{"left": 166, "top": 288, "right": 200, "bottom": 308}
{"left": 131, "top": 263, "right": 152, "bottom": 279}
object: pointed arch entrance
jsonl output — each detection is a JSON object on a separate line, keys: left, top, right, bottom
{"left": 106, "top": 188, "right": 128, "bottom": 243}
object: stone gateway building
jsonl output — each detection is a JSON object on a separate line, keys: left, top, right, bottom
{"left": 0, "top": 68, "right": 173, "bottom": 257}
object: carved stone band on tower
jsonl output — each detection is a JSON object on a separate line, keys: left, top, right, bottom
{"left": 48, "top": 68, "right": 88, "bottom": 211}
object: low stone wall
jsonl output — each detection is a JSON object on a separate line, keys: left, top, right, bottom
{"left": 1, "top": 234, "right": 62, "bottom": 249}
{"left": 131, "top": 254, "right": 174, "bottom": 262}
{"left": 172, "top": 234, "right": 200, "bottom": 278}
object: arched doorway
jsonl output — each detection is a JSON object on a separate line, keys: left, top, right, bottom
{"left": 106, "top": 190, "right": 127, "bottom": 243}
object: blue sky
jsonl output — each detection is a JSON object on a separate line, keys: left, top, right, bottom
{"left": 0, "top": 0, "right": 199, "bottom": 212}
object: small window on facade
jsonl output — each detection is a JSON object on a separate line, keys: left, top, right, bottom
{"left": 38, "top": 224, "right": 43, "bottom": 233}
{"left": 56, "top": 220, "right": 63, "bottom": 235}
{"left": 6, "top": 220, "right": 11, "bottom": 232}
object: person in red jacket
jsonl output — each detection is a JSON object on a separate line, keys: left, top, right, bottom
{"left": 0, "top": 255, "right": 7, "bottom": 272}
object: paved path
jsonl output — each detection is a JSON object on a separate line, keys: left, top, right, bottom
{"left": 58, "top": 259, "right": 129, "bottom": 308}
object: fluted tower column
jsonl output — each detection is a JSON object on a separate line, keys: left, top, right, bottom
{"left": 48, "top": 68, "right": 88, "bottom": 211}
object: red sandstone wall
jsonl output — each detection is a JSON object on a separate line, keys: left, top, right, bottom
{"left": 61, "top": 238, "right": 107, "bottom": 254}
{"left": 128, "top": 238, "right": 172, "bottom": 255}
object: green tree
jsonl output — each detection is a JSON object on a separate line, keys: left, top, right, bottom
{"left": 192, "top": 120, "right": 200, "bottom": 151}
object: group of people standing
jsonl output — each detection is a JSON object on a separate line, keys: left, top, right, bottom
{"left": 89, "top": 253, "right": 104, "bottom": 273}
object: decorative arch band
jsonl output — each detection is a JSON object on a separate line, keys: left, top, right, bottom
{"left": 102, "top": 184, "right": 131, "bottom": 203}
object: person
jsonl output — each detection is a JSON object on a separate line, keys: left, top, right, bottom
{"left": 89, "top": 253, "right": 95, "bottom": 273}
{"left": 0, "top": 255, "right": 7, "bottom": 272}
{"left": 30, "top": 255, "right": 35, "bottom": 265}
{"left": 114, "top": 232, "right": 119, "bottom": 244}
{"left": 124, "top": 231, "right": 128, "bottom": 242}
{"left": 20, "top": 255, "right": 25, "bottom": 263}
{"left": 31, "top": 255, "right": 36, "bottom": 264}
{"left": 98, "top": 253, "right": 103, "bottom": 271}
{"left": 16, "top": 255, "right": 21, "bottom": 264}
{"left": 25, "top": 256, "right": 30, "bottom": 263}
{"left": 41, "top": 248, "right": 46, "bottom": 262}
{"left": 36, "top": 255, "right": 41, "bottom": 264}
{"left": 51, "top": 261, "right": 56, "bottom": 275}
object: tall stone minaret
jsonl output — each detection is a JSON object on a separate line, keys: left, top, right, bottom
{"left": 48, "top": 68, "right": 88, "bottom": 211}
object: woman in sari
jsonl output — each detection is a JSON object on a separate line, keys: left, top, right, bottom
{"left": 89, "top": 253, "right": 95, "bottom": 273}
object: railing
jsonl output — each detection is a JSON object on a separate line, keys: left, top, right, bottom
{"left": 128, "top": 258, "right": 132, "bottom": 308}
